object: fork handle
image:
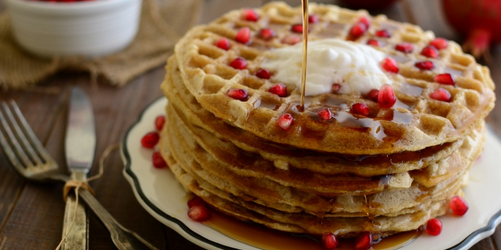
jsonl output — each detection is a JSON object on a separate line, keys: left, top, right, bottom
{"left": 77, "top": 189, "right": 158, "bottom": 250}
{"left": 61, "top": 174, "right": 88, "bottom": 250}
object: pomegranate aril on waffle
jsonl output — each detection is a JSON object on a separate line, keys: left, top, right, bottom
{"left": 277, "top": 113, "right": 293, "bottom": 131}
{"left": 366, "top": 39, "right": 380, "bottom": 47}
{"left": 435, "top": 73, "right": 455, "bottom": 85}
{"left": 269, "top": 83, "right": 287, "bottom": 97}
{"left": 255, "top": 68, "right": 271, "bottom": 79}
{"left": 368, "top": 89, "right": 379, "bottom": 102}
{"left": 229, "top": 57, "right": 247, "bottom": 69}
{"left": 430, "top": 38, "right": 448, "bottom": 50}
{"left": 349, "top": 23, "right": 367, "bottom": 38}
{"left": 282, "top": 34, "right": 301, "bottom": 45}
{"left": 242, "top": 9, "right": 259, "bottom": 22}
{"left": 317, "top": 108, "right": 332, "bottom": 120}
{"left": 381, "top": 57, "right": 399, "bottom": 73}
{"left": 378, "top": 84, "right": 396, "bottom": 109}
{"left": 430, "top": 88, "right": 452, "bottom": 102}
{"left": 215, "top": 38, "right": 230, "bottom": 50}
{"left": 375, "top": 29, "right": 391, "bottom": 38}
{"left": 308, "top": 14, "right": 319, "bottom": 24}
{"left": 226, "top": 88, "right": 249, "bottom": 101}
{"left": 260, "top": 28, "right": 275, "bottom": 40}
{"left": 291, "top": 23, "right": 304, "bottom": 33}
{"left": 331, "top": 83, "right": 341, "bottom": 93}
{"left": 351, "top": 103, "right": 370, "bottom": 116}
{"left": 395, "top": 43, "right": 414, "bottom": 53}
{"left": 415, "top": 61, "right": 435, "bottom": 70}
{"left": 235, "top": 27, "right": 251, "bottom": 44}
{"left": 421, "top": 45, "right": 438, "bottom": 58}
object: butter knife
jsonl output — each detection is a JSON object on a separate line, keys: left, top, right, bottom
{"left": 61, "top": 87, "right": 96, "bottom": 250}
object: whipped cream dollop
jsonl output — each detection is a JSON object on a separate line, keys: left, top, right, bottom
{"left": 261, "top": 39, "right": 391, "bottom": 96}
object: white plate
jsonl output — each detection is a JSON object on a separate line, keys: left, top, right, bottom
{"left": 122, "top": 97, "right": 501, "bottom": 250}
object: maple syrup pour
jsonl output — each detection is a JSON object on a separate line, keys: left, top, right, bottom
{"left": 203, "top": 209, "right": 422, "bottom": 250}
{"left": 300, "top": 0, "right": 309, "bottom": 109}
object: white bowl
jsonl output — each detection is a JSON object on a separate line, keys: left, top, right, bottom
{"left": 5, "top": 0, "right": 142, "bottom": 58}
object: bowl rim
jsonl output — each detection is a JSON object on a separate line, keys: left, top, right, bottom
{"left": 5, "top": 0, "right": 139, "bottom": 14}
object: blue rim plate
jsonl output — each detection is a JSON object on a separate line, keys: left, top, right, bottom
{"left": 122, "top": 97, "right": 501, "bottom": 250}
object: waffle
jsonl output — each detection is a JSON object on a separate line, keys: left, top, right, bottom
{"left": 157, "top": 0, "right": 495, "bottom": 243}
{"left": 162, "top": 103, "right": 483, "bottom": 217}
{"left": 173, "top": 2, "right": 495, "bottom": 155}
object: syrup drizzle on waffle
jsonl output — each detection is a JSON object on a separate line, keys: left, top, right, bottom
{"left": 300, "top": 0, "right": 308, "bottom": 110}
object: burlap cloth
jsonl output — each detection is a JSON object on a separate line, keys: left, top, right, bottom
{"left": 0, "top": 0, "right": 201, "bottom": 90}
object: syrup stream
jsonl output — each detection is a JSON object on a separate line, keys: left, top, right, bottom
{"left": 300, "top": 0, "right": 308, "bottom": 109}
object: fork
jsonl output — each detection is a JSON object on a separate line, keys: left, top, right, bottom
{"left": 0, "top": 100, "right": 158, "bottom": 250}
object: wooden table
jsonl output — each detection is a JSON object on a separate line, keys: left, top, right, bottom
{"left": 1, "top": 0, "right": 500, "bottom": 249}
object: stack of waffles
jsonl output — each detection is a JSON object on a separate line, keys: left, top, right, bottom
{"left": 159, "top": 2, "right": 495, "bottom": 239}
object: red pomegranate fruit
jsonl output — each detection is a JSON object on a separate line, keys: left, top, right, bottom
{"left": 442, "top": 0, "right": 501, "bottom": 59}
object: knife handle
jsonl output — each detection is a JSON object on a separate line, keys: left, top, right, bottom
{"left": 61, "top": 173, "right": 88, "bottom": 250}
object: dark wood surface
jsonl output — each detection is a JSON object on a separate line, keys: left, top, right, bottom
{"left": 1, "top": 0, "right": 500, "bottom": 249}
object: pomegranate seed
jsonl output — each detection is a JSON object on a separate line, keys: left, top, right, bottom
{"left": 378, "top": 84, "right": 397, "bottom": 109}
{"left": 331, "top": 83, "right": 341, "bottom": 93}
{"left": 235, "top": 27, "right": 251, "bottom": 44}
{"left": 358, "top": 16, "right": 370, "bottom": 27}
{"left": 260, "top": 28, "right": 275, "bottom": 40}
{"left": 375, "top": 29, "right": 391, "bottom": 38}
{"left": 395, "top": 43, "right": 414, "bottom": 53}
{"left": 435, "top": 73, "right": 455, "bottom": 85}
{"left": 229, "top": 57, "right": 247, "bottom": 69}
{"left": 188, "top": 196, "right": 205, "bottom": 208}
{"left": 366, "top": 39, "right": 380, "bottom": 47}
{"left": 308, "top": 14, "right": 319, "bottom": 24}
{"left": 215, "top": 38, "right": 230, "bottom": 50}
{"left": 188, "top": 205, "right": 211, "bottom": 222}
{"left": 242, "top": 9, "right": 259, "bottom": 22}
{"left": 226, "top": 88, "right": 249, "bottom": 101}
{"left": 322, "top": 233, "right": 338, "bottom": 250}
{"left": 368, "top": 89, "right": 379, "bottom": 102}
{"left": 141, "top": 132, "right": 159, "bottom": 148}
{"left": 355, "top": 232, "right": 373, "bottom": 250}
{"left": 152, "top": 151, "right": 167, "bottom": 169}
{"left": 282, "top": 35, "right": 301, "bottom": 45}
{"left": 269, "top": 83, "right": 287, "bottom": 97}
{"left": 381, "top": 58, "right": 399, "bottom": 73}
{"left": 291, "top": 24, "right": 304, "bottom": 33}
{"left": 430, "top": 38, "right": 448, "bottom": 50}
{"left": 415, "top": 61, "right": 435, "bottom": 70}
{"left": 255, "top": 68, "right": 271, "bottom": 79}
{"left": 426, "top": 218, "right": 442, "bottom": 236}
{"left": 450, "top": 196, "right": 469, "bottom": 216}
{"left": 349, "top": 23, "right": 367, "bottom": 38}
{"left": 154, "top": 115, "right": 165, "bottom": 131}
{"left": 317, "top": 109, "right": 332, "bottom": 120}
{"left": 277, "top": 113, "right": 293, "bottom": 131}
{"left": 430, "top": 88, "right": 452, "bottom": 102}
{"left": 421, "top": 45, "right": 438, "bottom": 58}
{"left": 351, "top": 103, "right": 370, "bottom": 116}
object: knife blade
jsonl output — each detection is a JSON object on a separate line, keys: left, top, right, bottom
{"left": 61, "top": 87, "right": 96, "bottom": 250}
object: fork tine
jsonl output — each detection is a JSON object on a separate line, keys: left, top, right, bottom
{"left": 8, "top": 100, "right": 55, "bottom": 164}
{"left": 0, "top": 103, "right": 34, "bottom": 172}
